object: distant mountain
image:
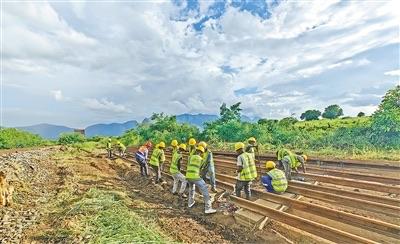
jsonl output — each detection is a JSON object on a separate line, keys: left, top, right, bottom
{"left": 176, "top": 113, "right": 218, "bottom": 127}
{"left": 85, "top": 120, "right": 138, "bottom": 137}
{"left": 14, "top": 113, "right": 260, "bottom": 139}
{"left": 16, "top": 123, "right": 74, "bottom": 140}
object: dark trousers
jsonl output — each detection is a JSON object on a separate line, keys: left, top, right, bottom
{"left": 235, "top": 180, "right": 251, "bottom": 200}
{"left": 150, "top": 165, "right": 161, "bottom": 183}
{"left": 107, "top": 149, "right": 112, "bottom": 158}
{"left": 135, "top": 155, "right": 148, "bottom": 176}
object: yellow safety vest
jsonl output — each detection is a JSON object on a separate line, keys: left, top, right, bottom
{"left": 149, "top": 148, "right": 165, "bottom": 167}
{"left": 267, "top": 168, "right": 288, "bottom": 193}
{"left": 239, "top": 153, "right": 257, "bottom": 181}
{"left": 186, "top": 155, "right": 202, "bottom": 180}
{"left": 170, "top": 151, "right": 181, "bottom": 174}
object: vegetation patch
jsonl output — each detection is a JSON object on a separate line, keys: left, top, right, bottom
{"left": 39, "top": 188, "right": 170, "bottom": 243}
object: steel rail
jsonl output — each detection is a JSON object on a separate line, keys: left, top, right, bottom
{"left": 118, "top": 154, "right": 380, "bottom": 244}
{"left": 212, "top": 154, "right": 400, "bottom": 185}
{"left": 215, "top": 173, "right": 400, "bottom": 239}
{"left": 212, "top": 151, "right": 400, "bottom": 170}
{"left": 163, "top": 154, "right": 400, "bottom": 215}
{"left": 196, "top": 156, "right": 400, "bottom": 194}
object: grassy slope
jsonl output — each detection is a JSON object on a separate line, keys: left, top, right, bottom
{"left": 33, "top": 144, "right": 171, "bottom": 243}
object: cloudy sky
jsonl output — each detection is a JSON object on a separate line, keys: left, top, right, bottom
{"left": 2, "top": 0, "right": 399, "bottom": 128}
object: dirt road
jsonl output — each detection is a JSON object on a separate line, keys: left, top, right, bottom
{"left": 0, "top": 146, "right": 291, "bottom": 243}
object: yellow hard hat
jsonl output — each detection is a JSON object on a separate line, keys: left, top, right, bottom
{"left": 266, "top": 161, "right": 276, "bottom": 169}
{"left": 179, "top": 143, "right": 187, "bottom": 151}
{"left": 302, "top": 154, "right": 308, "bottom": 161}
{"left": 198, "top": 141, "right": 207, "bottom": 148}
{"left": 234, "top": 142, "right": 245, "bottom": 151}
{"left": 171, "top": 139, "right": 178, "bottom": 147}
{"left": 158, "top": 142, "right": 166, "bottom": 148}
{"left": 248, "top": 137, "right": 256, "bottom": 143}
{"left": 189, "top": 138, "right": 196, "bottom": 146}
{"left": 196, "top": 145, "right": 205, "bottom": 153}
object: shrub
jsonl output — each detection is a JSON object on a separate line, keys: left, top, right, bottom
{"left": 58, "top": 132, "right": 85, "bottom": 145}
{"left": 0, "top": 128, "right": 48, "bottom": 149}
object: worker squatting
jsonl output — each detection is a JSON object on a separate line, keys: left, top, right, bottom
{"left": 107, "top": 138, "right": 308, "bottom": 214}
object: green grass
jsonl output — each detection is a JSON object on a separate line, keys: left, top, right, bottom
{"left": 41, "top": 188, "right": 171, "bottom": 243}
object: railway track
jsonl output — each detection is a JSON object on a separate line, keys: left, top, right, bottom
{"left": 116, "top": 152, "right": 400, "bottom": 243}
{"left": 212, "top": 151, "right": 400, "bottom": 170}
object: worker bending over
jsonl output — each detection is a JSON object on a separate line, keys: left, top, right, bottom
{"left": 149, "top": 142, "right": 166, "bottom": 184}
{"left": 117, "top": 141, "right": 126, "bottom": 157}
{"left": 170, "top": 143, "right": 187, "bottom": 198}
{"left": 135, "top": 141, "right": 152, "bottom": 177}
{"left": 186, "top": 146, "right": 217, "bottom": 214}
{"left": 277, "top": 149, "right": 307, "bottom": 180}
{"left": 261, "top": 161, "right": 288, "bottom": 193}
{"left": 198, "top": 141, "right": 217, "bottom": 193}
{"left": 235, "top": 142, "right": 257, "bottom": 200}
{"left": 106, "top": 138, "right": 112, "bottom": 158}
{"left": 171, "top": 139, "right": 178, "bottom": 154}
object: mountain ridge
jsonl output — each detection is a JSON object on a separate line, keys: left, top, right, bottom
{"left": 15, "top": 113, "right": 260, "bottom": 139}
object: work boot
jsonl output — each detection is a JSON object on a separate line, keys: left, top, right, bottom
{"left": 188, "top": 200, "right": 195, "bottom": 208}
{"left": 204, "top": 208, "right": 217, "bottom": 214}
{"left": 211, "top": 187, "right": 218, "bottom": 193}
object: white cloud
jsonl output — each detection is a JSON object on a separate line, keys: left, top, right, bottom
{"left": 384, "top": 69, "right": 400, "bottom": 76}
{"left": 50, "top": 90, "right": 64, "bottom": 101}
{"left": 83, "top": 98, "right": 132, "bottom": 113}
{"left": 3, "top": 1, "right": 399, "bottom": 126}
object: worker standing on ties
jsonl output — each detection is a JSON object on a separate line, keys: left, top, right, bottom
{"left": 171, "top": 139, "right": 179, "bottom": 154}
{"left": 135, "top": 141, "right": 152, "bottom": 177}
{"left": 170, "top": 143, "right": 188, "bottom": 198}
{"left": 261, "top": 161, "right": 288, "bottom": 193}
{"left": 245, "top": 137, "right": 258, "bottom": 160}
{"left": 106, "top": 138, "right": 112, "bottom": 158}
{"left": 198, "top": 141, "right": 217, "bottom": 193}
{"left": 117, "top": 141, "right": 126, "bottom": 157}
{"left": 186, "top": 145, "right": 217, "bottom": 214}
{"left": 234, "top": 142, "right": 257, "bottom": 200}
{"left": 149, "top": 142, "right": 166, "bottom": 184}
{"left": 277, "top": 149, "right": 307, "bottom": 180}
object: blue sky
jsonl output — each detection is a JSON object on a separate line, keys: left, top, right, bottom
{"left": 2, "top": 0, "right": 399, "bottom": 128}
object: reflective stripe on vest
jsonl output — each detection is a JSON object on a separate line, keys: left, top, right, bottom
{"left": 170, "top": 151, "right": 181, "bottom": 174}
{"left": 149, "top": 148, "right": 164, "bottom": 166}
{"left": 186, "top": 155, "right": 202, "bottom": 180}
{"left": 267, "top": 168, "right": 288, "bottom": 193}
{"left": 239, "top": 153, "right": 257, "bottom": 181}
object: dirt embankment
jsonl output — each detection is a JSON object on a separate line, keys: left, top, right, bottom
{"left": 1, "top": 147, "right": 286, "bottom": 243}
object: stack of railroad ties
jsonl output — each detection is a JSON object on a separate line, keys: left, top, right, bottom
{"left": 114, "top": 137, "right": 307, "bottom": 215}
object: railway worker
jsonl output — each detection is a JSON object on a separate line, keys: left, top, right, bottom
{"left": 277, "top": 149, "right": 306, "bottom": 180}
{"left": 234, "top": 142, "right": 257, "bottom": 200}
{"left": 171, "top": 139, "right": 179, "bottom": 154}
{"left": 135, "top": 141, "right": 152, "bottom": 177}
{"left": 198, "top": 141, "right": 217, "bottom": 193}
{"left": 170, "top": 143, "right": 188, "bottom": 198}
{"left": 149, "top": 142, "right": 166, "bottom": 184}
{"left": 245, "top": 137, "right": 258, "bottom": 159}
{"left": 186, "top": 145, "right": 217, "bottom": 214}
{"left": 117, "top": 141, "right": 126, "bottom": 157}
{"left": 188, "top": 138, "right": 197, "bottom": 157}
{"left": 261, "top": 161, "right": 288, "bottom": 193}
{"left": 106, "top": 138, "right": 112, "bottom": 158}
